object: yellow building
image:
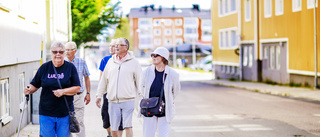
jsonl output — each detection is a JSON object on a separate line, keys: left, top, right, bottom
{"left": 212, "top": 0, "right": 320, "bottom": 87}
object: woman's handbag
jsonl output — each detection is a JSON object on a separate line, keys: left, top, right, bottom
{"left": 140, "top": 74, "right": 166, "bottom": 117}
{"left": 52, "top": 63, "right": 80, "bottom": 133}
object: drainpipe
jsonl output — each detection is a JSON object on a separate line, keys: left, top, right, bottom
{"left": 238, "top": 0, "right": 242, "bottom": 80}
{"left": 314, "top": 0, "right": 318, "bottom": 89}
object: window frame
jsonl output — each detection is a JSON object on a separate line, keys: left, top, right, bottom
{"left": 245, "top": 0, "right": 251, "bottom": 22}
{"left": 269, "top": 46, "right": 275, "bottom": 69}
{"left": 292, "top": 0, "right": 302, "bottom": 12}
{"left": 219, "top": 27, "right": 238, "bottom": 49}
{"left": 0, "top": 79, "right": 10, "bottom": 122}
{"left": 219, "top": 0, "right": 237, "bottom": 17}
{"left": 275, "top": 0, "right": 284, "bottom": 16}
{"left": 307, "top": 0, "right": 318, "bottom": 9}
{"left": 264, "top": 0, "right": 272, "bottom": 18}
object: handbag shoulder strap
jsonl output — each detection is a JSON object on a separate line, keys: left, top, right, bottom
{"left": 159, "top": 73, "right": 167, "bottom": 102}
{"left": 52, "top": 62, "right": 71, "bottom": 112}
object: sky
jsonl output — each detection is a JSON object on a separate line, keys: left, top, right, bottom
{"left": 111, "top": 0, "right": 212, "bottom": 15}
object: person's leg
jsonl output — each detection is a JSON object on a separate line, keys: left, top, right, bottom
{"left": 143, "top": 116, "right": 157, "bottom": 137}
{"left": 120, "top": 100, "right": 135, "bottom": 137}
{"left": 118, "top": 118, "right": 124, "bottom": 137}
{"left": 157, "top": 117, "right": 171, "bottom": 137}
{"left": 73, "top": 93, "right": 85, "bottom": 137}
{"left": 109, "top": 102, "right": 122, "bottom": 137}
{"left": 39, "top": 115, "right": 56, "bottom": 137}
{"left": 56, "top": 115, "right": 71, "bottom": 137}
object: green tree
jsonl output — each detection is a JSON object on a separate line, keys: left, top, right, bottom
{"left": 112, "top": 17, "right": 133, "bottom": 49}
{"left": 71, "top": 0, "right": 122, "bottom": 46}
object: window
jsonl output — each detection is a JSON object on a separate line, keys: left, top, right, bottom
{"left": 243, "top": 46, "right": 248, "bottom": 66}
{"left": 248, "top": 46, "right": 253, "bottom": 67}
{"left": 176, "top": 38, "right": 183, "bottom": 44}
{"left": 307, "top": 0, "right": 318, "bottom": 9}
{"left": 219, "top": 27, "right": 238, "bottom": 49}
{"left": 185, "top": 28, "right": 197, "bottom": 34}
{"left": 154, "top": 29, "right": 161, "bottom": 36}
{"left": 164, "top": 39, "right": 172, "bottom": 45}
{"left": 231, "top": 30, "right": 237, "bottom": 47}
{"left": 276, "top": 46, "right": 281, "bottom": 69}
{"left": 176, "top": 29, "right": 183, "bottom": 36}
{"left": 165, "top": 19, "right": 172, "bottom": 26}
{"left": 220, "top": 32, "right": 224, "bottom": 48}
{"left": 269, "top": 46, "right": 275, "bottom": 69}
{"left": 226, "top": 66, "right": 230, "bottom": 74}
{"left": 264, "top": 0, "right": 272, "bottom": 18}
{"left": 225, "top": 31, "right": 229, "bottom": 47}
{"left": 19, "top": 73, "right": 25, "bottom": 110}
{"left": 165, "top": 29, "right": 172, "bottom": 36}
{"left": 175, "top": 19, "right": 182, "bottom": 26}
{"left": 1, "top": 79, "right": 12, "bottom": 125}
{"left": 154, "top": 39, "right": 161, "bottom": 45}
{"left": 153, "top": 19, "right": 160, "bottom": 26}
{"left": 275, "top": 0, "right": 284, "bottom": 15}
{"left": 245, "top": 0, "right": 251, "bottom": 21}
{"left": 292, "top": 0, "right": 302, "bottom": 12}
{"left": 263, "top": 46, "right": 268, "bottom": 59}
{"left": 219, "top": 0, "right": 237, "bottom": 16}
{"left": 139, "top": 38, "right": 152, "bottom": 45}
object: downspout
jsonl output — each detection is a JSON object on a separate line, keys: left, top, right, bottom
{"left": 256, "top": 0, "right": 261, "bottom": 81}
{"left": 238, "top": 0, "right": 242, "bottom": 80}
{"left": 314, "top": 0, "right": 318, "bottom": 89}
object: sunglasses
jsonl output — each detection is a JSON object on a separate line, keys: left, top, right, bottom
{"left": 115, "top": 44, "right": 127, "bottom": 46}
{"left": 66, "top": 48, "right": 75, "bottom": 52}
{"left": 52, "top": 51, "right": 64, "bottom": 54}
{"left": 151, "top": 54, "right": 160, "bottom": 58}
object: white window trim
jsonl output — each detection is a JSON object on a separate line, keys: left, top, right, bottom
{"left": 292, "top": 0, "right": 302, "bottom": 12}
{"left": 245, "top": 0, "right": 251, "bottom": 22}
{"left": 154, "top": 29, "right": 161, "bottom": 36}
{"left": 175, "top": 19, "right": 182, "bottom": 26}
{"left": 269, "top": 46, "right": 275, "bottom": 69}
{"left": 248, "top": 46, "right": 253, "bottom": 67}
{"left": 176, "top": 29, "right": 183, "bottom": 36}
{"left": 165, "top": 19, "right": 172, "bottom": 26}
{"left": 218, "top": 0, "right": 238, "bottom": 17}
{"left": 275, "top": 0, "right": 284, "bottom": 16}
{"left": 264, "top": 0, "right": 272, "bottom": 18}
{"left": 154, "top": 38, "right": 161, "bottom": 45}
{"left": 19, "top": 73, "right": 26, "bottom": 110}
{"left": 307, "top": 0, "right": 318, "bottom": 9}
{"left": 276, "top": 46, "right": 281, "bottom": 70}
{"left": 243, "top": 46, "right": 248, "bottom": 67}
{"left": 219, "top": 27, "right": 238, "bottom": 49}
{"left": 165, "top": 29, "right": 172, "bottom": 36}
{"left": 1, "top": 79, "right": 12, "bottom": 125}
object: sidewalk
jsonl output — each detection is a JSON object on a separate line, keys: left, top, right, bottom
{"left": 200, "top": 79, "right": 320, "bottom": 102}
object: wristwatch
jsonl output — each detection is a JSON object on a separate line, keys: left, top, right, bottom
{"left": 86, "top": 92, "right": 90, "bottom": 94}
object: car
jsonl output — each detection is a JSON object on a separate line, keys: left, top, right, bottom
{"left": 189, "top": 55, "right": 213, "bottom": 71}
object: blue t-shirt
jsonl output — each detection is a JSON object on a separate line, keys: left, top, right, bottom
{"left": 149, "top": 69, "right": 165, "bottom": 102}
{"left": 31, "top": 61, "right": 81, "bottom": 117}
{"left": 99, "top": 55, "right": 112, "bottom": 71}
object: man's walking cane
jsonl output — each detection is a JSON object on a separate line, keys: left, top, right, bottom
{"left": 17, "top": 86, "right": 30, "bottom": 137}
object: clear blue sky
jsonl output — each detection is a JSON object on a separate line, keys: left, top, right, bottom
{"left": 112, "top": 0, "right": 212, "bottom": 15}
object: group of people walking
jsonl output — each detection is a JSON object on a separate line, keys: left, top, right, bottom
{"left": 24, "top": 37, "right": 181, "bottom": 137}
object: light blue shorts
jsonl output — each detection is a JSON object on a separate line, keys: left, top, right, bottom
{"left": 109, "top": 100, "right": 135, "bottom": 131}
{"left": 39, "top": 115, "right": 70, "bottom": 137}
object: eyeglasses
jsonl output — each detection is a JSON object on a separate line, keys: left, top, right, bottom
{"left": 151, "top": 54, "right": 160, "bottom": 58}
{"left": 52, "top": 51, "right": 64, "bottom": 54}
{"left": 66, "top": 48, "right": 75, "bottom": 52}
{"left": 115, "top": 44, "right": 127, "bottom": 47}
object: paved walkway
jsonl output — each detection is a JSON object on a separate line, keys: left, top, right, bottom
{"left": 11, "top": 69, "right": 320, "bottom": 137}
{"left": 200, "top": 79, "right": 320, "bottom": 102}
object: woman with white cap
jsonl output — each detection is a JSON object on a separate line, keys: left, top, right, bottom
{"left": 139, "top": 47, "right": 181, "bottom": 137}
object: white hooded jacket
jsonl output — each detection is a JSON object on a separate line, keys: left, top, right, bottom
{"left": 139, "top": 65, "right": 181, "bottom": 123}
{"left": 96, "top": 52, "right": 142, "bottom": 103}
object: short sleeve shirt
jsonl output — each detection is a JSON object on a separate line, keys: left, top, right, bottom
{"left": 99, "top": 55, "right": 112, "bottom": 71}
{"left": 30, "top": 61, "right": 81, "bottom": 117}
{"left": 65, "top": 57, "right": 90, "bottom": 93}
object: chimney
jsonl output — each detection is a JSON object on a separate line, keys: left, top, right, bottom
{"left": 172, "top": 5, "right": 176, "bottom": 10}
{"left": 192, "top": 4, "right": 200, "bottom": 11}
{"left": 143, "top": 5, "right": 148, "bottom": 13}
{"left": 159, "top": 5, "right": 162, "bottom": 12}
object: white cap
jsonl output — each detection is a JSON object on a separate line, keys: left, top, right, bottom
{"left": 152, "top": 47, "right": 169, "bottom": 61}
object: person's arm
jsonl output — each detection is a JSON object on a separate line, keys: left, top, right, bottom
{"left": 84, "top": 76, "right": 91, "bottom": 105}
{"left": 96, "top": 68, "right": 108, "bottom": 108}
{"left": 172, "top": 71, "right": 181, "bottom": 99}
{"left": 24, "top": 84, "right": 39, "bottom": 95}
{"left": 53, "top": 86, "right": 80, "bottom": 97}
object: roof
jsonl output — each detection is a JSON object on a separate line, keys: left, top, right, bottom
{"left": 129, "top": 7, "right": 211, "bottom": 19}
